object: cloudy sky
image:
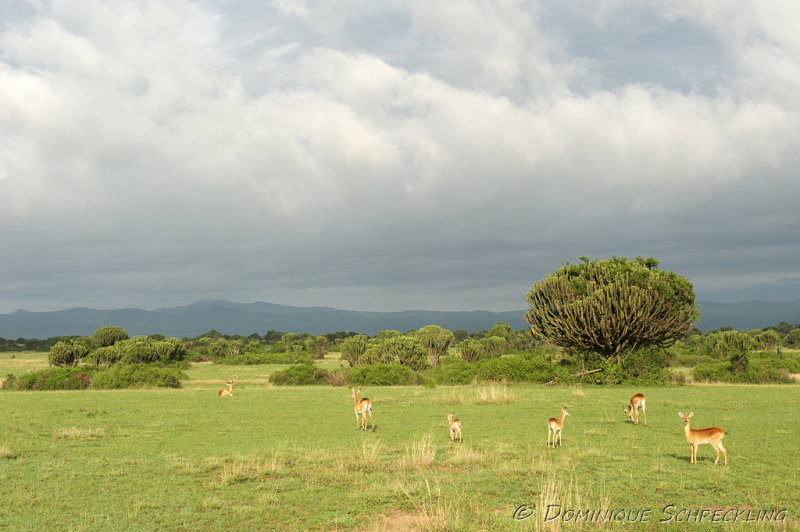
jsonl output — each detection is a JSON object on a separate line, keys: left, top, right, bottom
{"left": 1, "top": 0, "right": 799, "bottom": 314}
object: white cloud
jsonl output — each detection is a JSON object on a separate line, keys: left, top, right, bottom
{"left": 0, "top": 0, "right": 799, "bottom": 313}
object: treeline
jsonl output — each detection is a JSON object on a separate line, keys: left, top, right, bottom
{"left": 2, "top": 326, "right": 187, "bottom": 391}
{"left": 3, "top": 320, "right": 800, "bottom": 391}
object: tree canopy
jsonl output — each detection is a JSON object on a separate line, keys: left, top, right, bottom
{"left": 92, "top": 325, "right": 129, "bottom": 348}
{"left": 525, "top": 256, "right": 698, "bottom": 364}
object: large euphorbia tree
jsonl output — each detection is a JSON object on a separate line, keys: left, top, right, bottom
{"left": 525, "top": 256, "right": 698, "bottom": 364}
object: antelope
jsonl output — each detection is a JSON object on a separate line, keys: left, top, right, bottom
{"left": 547, "top": 406, "right": 570, "bottom": 447}
{"left": 447, "top": 413, "right": 462, "bottom": 443}
{"left": 678, "top": 412, "right": 727, "bottom": 466}
{"left": 218, "top": 379, "right": 234, "bottom": 398}
{"left": 352, "top": 388, "right": 374, "bottom": 431}
{"left": 624, "top": 393, "right": 647, "bottom": 425}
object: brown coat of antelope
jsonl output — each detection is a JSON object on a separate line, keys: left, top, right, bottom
{"left": 547, "top": 406, "right": 570, "bottom": 447}
{"left": 678, "top": 411, "right": 727, "bottom": 466}
{"left": 447, "top": 413, "right": 462, "bottom": 443}
{"left": 624, "top": 393, "right": 647, "bottom": 425}
{"left": 352, "top": 388, "right": 374, "bottom": 431}
{"left": 218, "top": 379, "right": 234, "bottom": 398}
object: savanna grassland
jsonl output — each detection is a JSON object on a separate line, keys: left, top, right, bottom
{"left": 0, "top": 354, "right": 798, "bottom": 531}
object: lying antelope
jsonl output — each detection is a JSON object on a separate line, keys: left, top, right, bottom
{"left": 352, "top": 388, "right": 374, "bottom": 431}
{"left": 218, "top": 379, "right": 234, "bottom": 398}
{"left": 678, "top": 412, "right": 727, "bottom": 466}
{"left": 447, "top": 413, "right": 462, "bottom": 443}
{"left": 624, "top": 393, "right": 647, "bottom": 425}
{"left": 547, "top": 406, "right": 570, "bottom": 447}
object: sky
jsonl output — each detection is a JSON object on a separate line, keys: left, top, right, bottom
{"left": 1, "top": 0, "right": 799, "bottom": 314}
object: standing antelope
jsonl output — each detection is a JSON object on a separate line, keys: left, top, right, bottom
{"left": 218, "top": 379, "right": 234, "bottom": 398}
{"left": 678, "top": 412, "right": 727, "bottom": 466}
{"left": 624, "top": 393, "right": 647, "bottom": 425}
{"left": 447, "top": 413, "right": 462, "bottom": 443}
{"left": 547, "top": 406, "right": 570, "bottom": 447}
{"left": 352, "top": 388, "right": 374, "bottom": 431}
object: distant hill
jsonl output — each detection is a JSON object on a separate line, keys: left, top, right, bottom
{"left": 0, "top": 300, "right": 529, "bottom": 338}
{"left": 2, "top": 299, "right": 799, "bottom": 339}
{"left": 695, "top": 300, "right": 800, "bottom": 331}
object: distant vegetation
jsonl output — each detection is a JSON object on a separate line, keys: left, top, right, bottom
{"left": 2, "top": 318, "right": 799, "bottom": 390}
{"left": 2, "top": 256, "right": 798, "bottom": 390}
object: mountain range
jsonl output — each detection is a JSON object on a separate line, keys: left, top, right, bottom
{"left": 1, "top": 299, "right": 799, "bottom": 338}
{"left": 0, "top": 300, "right": 527, "bottom": 338}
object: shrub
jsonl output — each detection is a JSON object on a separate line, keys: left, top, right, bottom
{"left": 602, "top": 347, "right": 671, "bottom": 385}
{"left": 92, "top": 364, "right": 187, "bottom": 389}
{"left": 693, "top": 358, "right": 795, "bottom": 384}
{"left": 87, "top": 337, "right": 185, "bottom": 366}
{"left": 91, "top": 365, "right": 185, "bottom": 389}
{"left": 345, "top": 364, "right": 418, "bottom": 386}
{"left": 476, "top": 354, "right": 571, "bottom": 384}
{"left": 12, "top": 367, "right": 95, "bottom": 390}
{"left": 270, "top": 363, "right": 330, "bottom": 385}
{"left": 1, "top": 374, "right": 18, "bottom": 389}
{"left": 216, "top": 351, "right": 313, "bottom": 365}
{"left": 425, "top": 357, "right": 479, "bottom": 385}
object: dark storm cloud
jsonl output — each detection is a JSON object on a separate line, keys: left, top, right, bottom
{"left": 1, "top": 1, "right": 799, "bottom": 313}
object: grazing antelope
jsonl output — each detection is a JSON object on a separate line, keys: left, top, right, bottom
{"left": 624, "top": 393, "right": 647, "bottom": 425}
{"left": 678, "top": 412, "right": 727, "bottom": 466}
{"left": 447, "top": 413, "right": 462, "bottom": 443}
{"left": 218, "top": 379, "right": 234, "bottom": 398}
{"left": 547, "top": 406, "right": 570, "bottom": 447}
{"left": 352, "top": 388, "right": 374, "bottom": 431}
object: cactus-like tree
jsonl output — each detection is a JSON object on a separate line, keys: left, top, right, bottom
{"left": 525, "top": 256, "right": 697, "bottom": 364}
{"left": 415, "top": 325, "right": 455, "bottom": 367}
{"left": 92, "top": 325, "right": 129, "bottom": 348}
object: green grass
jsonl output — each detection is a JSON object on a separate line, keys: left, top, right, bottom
{"left": 0, "top": 350, "right": 49, "bottom": 377}
{"left": 0, "top": 359, "right": 798, "bottom": 530}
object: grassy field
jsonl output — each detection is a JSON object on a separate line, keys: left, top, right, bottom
{"left": 1, "top": 357, "right": 798, "bottom": 530}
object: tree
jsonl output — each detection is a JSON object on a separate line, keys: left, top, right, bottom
{"left": 415, "top": 325, "right": 455, "bottom": 367}
{"left": 525, "top": 256, "right": 697, "bottom": 364}
{"left": 706, "top": 331, "right": 755, "bottom": 373}
{"left": 313, "top": 336, "right": 329, "bottom": 359}
{"left": 784, "top": 328, "right": 800, "bottom": 348}
{"left": 340, "top": 335, "right": 369, "bottom": 367}
{"left": 381, "top": 335, "right": 428, "bottom": 370}
{"left": 757, "top": 330, "right": 780, "bottom": 350}
{"left": 281, "top": 333, "right": 296, "bottom": 353}
{"left": 457, "top": 338, "right": 485, "bottom": 362}
{"left": 479, "top": 336, "right": 507, "bottom": 357}
{"left": 376, "top": 330, "right": 402, "bottom": 342}
{"left": 92, "top": 325, "right": 129, "bottom": 348}
{"left": 488, "top": 323, "right": 512, "bottom": 343}
{"left": 49, "top": 339, "right": 90, "bottom": 367}
{"left": 208, "top": 338, "right": 230, "bottom": 360}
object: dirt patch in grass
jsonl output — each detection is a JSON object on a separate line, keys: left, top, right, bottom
{"left": 53, "top": 427, "right": 105, "bottom": 440}
{"left": 373, "top": 509, "right": 425, "bottom": 531}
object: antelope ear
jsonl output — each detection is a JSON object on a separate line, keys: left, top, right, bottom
{"left": 678, "top": 412, "right": 684, "bottom": 418}
{"left": 688, "top": 412, "right": 694, "bottom": 418}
